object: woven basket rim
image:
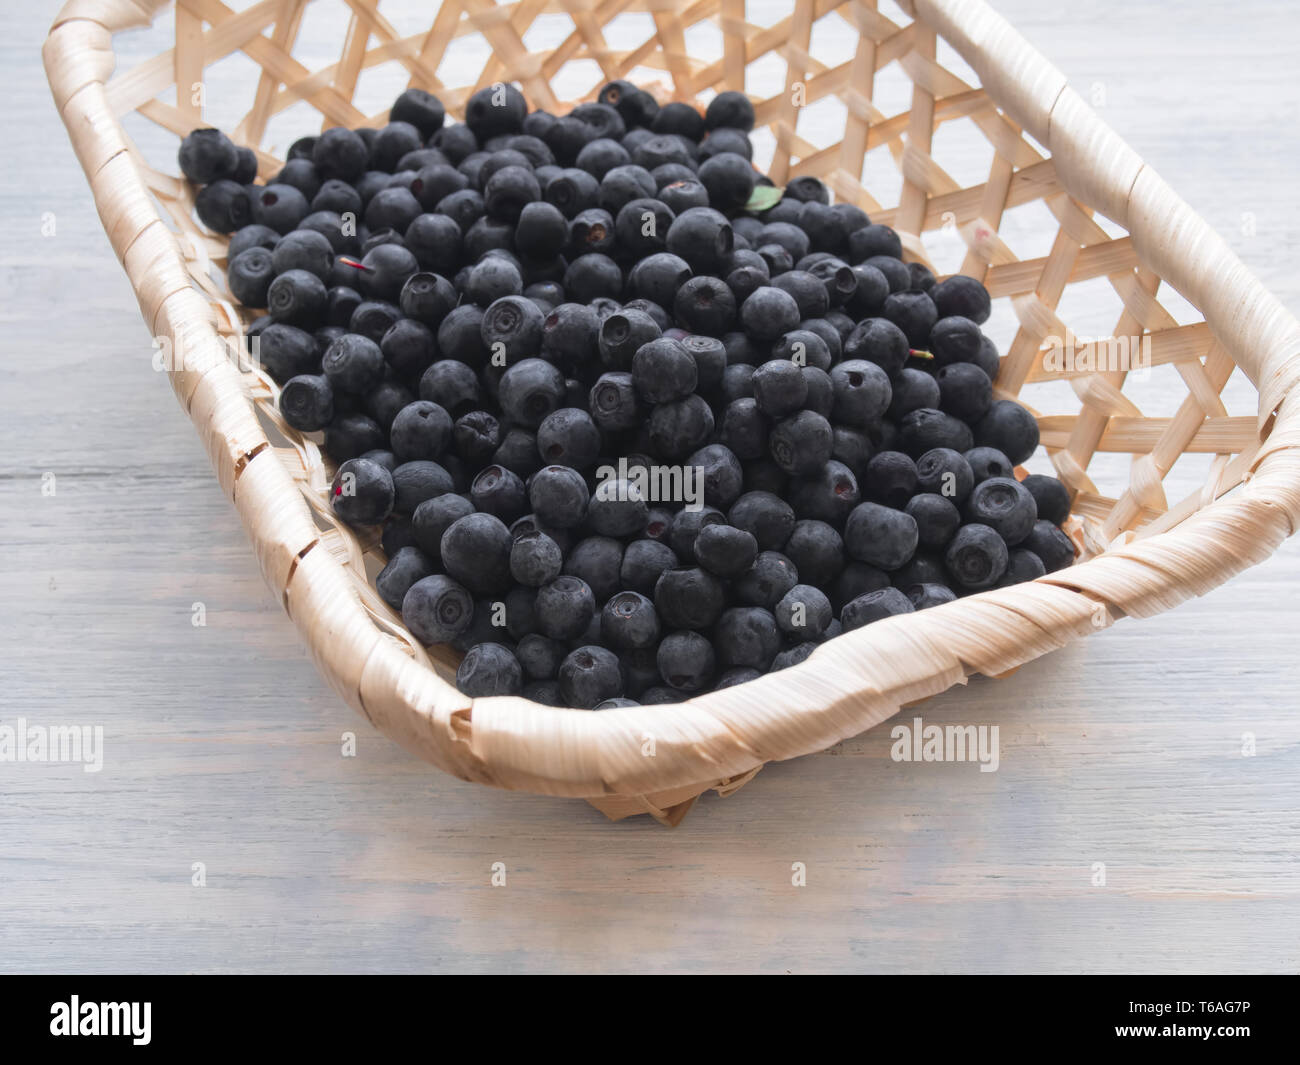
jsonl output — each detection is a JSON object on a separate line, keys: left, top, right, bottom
{"left": 43, "top": 0, "right": 1300, "bottom": 810}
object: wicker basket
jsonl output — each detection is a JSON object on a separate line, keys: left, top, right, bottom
{"left": 44, "top": 0, "right": 1300, "bottom": 825}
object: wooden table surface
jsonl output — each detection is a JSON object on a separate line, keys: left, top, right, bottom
{"left": 3, "top": 0, "right": 1298, "bottom": 974}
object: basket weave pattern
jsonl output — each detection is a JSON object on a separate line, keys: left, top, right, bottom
{"left": 44, "top": 0, "right": 1300, "bottom": 824}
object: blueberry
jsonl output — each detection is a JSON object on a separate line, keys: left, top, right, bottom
{"left": 588, "top": 478, "right": 648, "bottom": 537}
{"left": 770, "top": 269, "right": 826, "bottom": 319}
{"left": 841, "top": 586, "right": 914, "bottom": 630}
{"left": 280, "top": 374, "right": 334, "bottom": 431}
{"left": 864, "top": 254, "right": 910, "bottom": 294}
{"left": 936, "top": 362, "right": 993, "bottom": 423}
{"left": 996, "top": 546, "right": 1048, "bottom": 587}
{"left": 905, "top": 493, "right": 961, "bottom": 551}
{"left": 771, "top": 643, "right": 819, "bottom": 671}
{"left": 598, "top": 165, "right": 656, "bottom": 215}
{"left": 773, "top": 329, "right": 831, "bottom": 371}
{"left": 1020, "top": 519, "right": 1074, "bottom": 572}
{"left": 944, "top": 523, "right": 1009, "bottom": 590}
{"left": 830, "top": 426, "right": 875, "bottom": 481}
{"left": 351, "top": 298, "right": 404, "bottom": 344}
{"left": 846, "top": 264, "right": 890, "bottom": 319}
{"left": 889, "top": 551, "right": 947, "bottom": 591}
{"left": 928, "top": 315, "right": 983, "bottom": 367}
{"left": 739, "top": 286, "right": 801, "bottom": 342}
{"left": 402, "top": 572, "right": 476, "bottom": 646}
{"left": 831, "top": 561, "right": 890, "bottom": 612}
{"left": 668, "top": 506, "right": 726, "bottom": 562}
{"left": 775, "top": 584, "right": 833, "bottom": 639}
{"left": 441, "top": 512, "right": 512, "bottom": 595}
{"left": 964, "top": 446, "right": 1014, "bottom": 483}
{"left": 465, "top": 256, "right": 522, "bottom": 307}
{"left": 694, "top": 523, "right": 758, "bottom": 578}
{"left": 974, "top": 334, "right": 1001, "bottom": 382}
{"left": 387, "top": 399, "right": 452, "bottom": 460}
{"left": 656, "top": 631, "right": 715, "bottom": 692}
{"left": 784, "top": 519, "right": 844, "bottom": 586}
{"left": 655, "top": 566, "right": 726, "bottom": 629}
{"left": 391, "top": 460, "right": 453, "bottom": 513}
{"left": 666, "top": 206, "right": 733, "bottom": 274}
{"left": 331, "top": 457, "right": 395, "bottom": 526}
{"left": 881, "top": 289, "right": 938, "bottom": 349}
{"left": 229, "top": 223, "right": 281, "bottom": 260}
{"left": 897, "top": 408, "right": 974, "bottom": 458}
{"left": 178, "top": 128, "right": 240, "bottom": 184}
{"left": 718, "top": 398, "right": 769, "bottom": 460}
{"left": 674, "top": 276, "right": 737, "bottom": 337}
{"left": 228, "top": 247, "right": 276, "bottom": 307}
{"left": 659, "top": 180, "right": 709, "bottom": 216}
{"left": 769, "top": 410, "right": 833, "bottom": 476}
{"left": 715, "top": 666, "right": 762, "bottom": 689}
{"left": 847, "top": 223, "right": 902, "bottom": 262}
{"left": 563, "top": 536, "right": 624, "bottom": 602}
{"left": 196, "top": 179, "right": 251, "bottom": 233}
{"left": 467, "top": 463, "right": 525, "bottom": 522}
{"left": 601, "top": 591, "right": 661, "bottom": 650}
{"left": 530, "top": 410, "right": 595, "bottom": 471}
{"left": 496, "top": 358, "right": 565, "bottom": 428}
{"left": 843, "top": 317, "right": 910, "bottom": 379}
{"left": 558, "top": 645, "right": 624, "bottom": 708}
{"left": 563, "top": 253, "right": 622, "bottom": 302}
{"left": 780, "top": 460, "right": 863, "bottom": 527}
{"left": 619, "top": 537, "right": 679, "bottom": 595}
{"left": 648, "top": 394, "right": 714, "bottom": 460}
{"left": 682, "top": 335, "right": 727, "bottom": 392}
{"left": 729, "top": 491, "right": 796, "bottom": 551}
{"left": 863, "top": 450, "right": 918, "bottom": 508}
{"left": 1022, "top": 473, "right": 1071, "bottom": 526}
{"left": 652, "top": 101, "right": 706, "bottom": 140}
{"left": 321, "top": 333, "right": 385, "bottom": 394}
{"left": 628, "top": 251, "right": 692, "bottom": 310}
{"left": 732, "top": 550, "right": 799, "bottom": 608}
{"left": 481, "top": 164, "right": 539, "bottom": 223}
{"left": 575, "top": 137, "right": 630, "bottom": 180}
{"left": 751, "top": 359, "right": 808, "bottom": 419}
{"left": 685, "top": 443, "right": 744, "bottom": 510}
{"left": 898, "top": 450, "right": 969, "bottom": 514}
{"left": 632, "top": 337, "right": 698, "bottom": 403}
{"left": 589, "top": 372, "right": 641, "bottom": 431}
{"left": 503, "top": 529, "right": 561, "bottom": 587}
{"left": 527, "top": 465, "right": 589, "bottom": 529}
{"left": 515, "top": 632, "right": 566, "bottom": 681}
{"left": 267, "top": 268, "right": 328, "bottom": 326}
{"left": 411, "top": 493, "right": 474, "bottom": 556}
{"left": 964, "top": 476, "right": 1037, "bottom": 546}
{"left": 830, "top": 359, "right": 892, "bottom": 429}
{"left": 463, "top": 82, "right": 527, "bottom": 141}
{"left": 325, "top": 413, "right": 386, "bottom": 461}
{"left": 973, "top": 399, "right": 1040, "bottom": 465}
{"left": 844, "top": 502, "right": 918, "bottom": 570}
{"left": 374, "top": 546, "right": 435, "bottom": 611}
{"left": 697, "top": 152, "right": 755, "bottom": 213}
{"left": 540, "top": 302, "right": 601, "bottom": 370}
{"left": 714, "top": 607, "right": 780, "bottom": 670}
{"left": 456, "top": 641, "right": 523, "bottom": 697}
{"left": 420, "top": 360, "right": 480, "bottom": 417}
{"left": 535, "top": 575, "right": 596, "bottom": 640}
{"left": 905, "top": 582, "right": 957, "bottom": 610}
{"left": 931, "top": 274, "right": 991, "bottom": 324}
{"left": 596, "top": 308, "right": 660, "bottom": 370}
{"left": 523, "top": 680, "right": 563, "bottom": 705}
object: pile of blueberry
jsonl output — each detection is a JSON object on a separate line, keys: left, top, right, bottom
{"left": 178, "top": 80, "right": 1075, "bottom": 709}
